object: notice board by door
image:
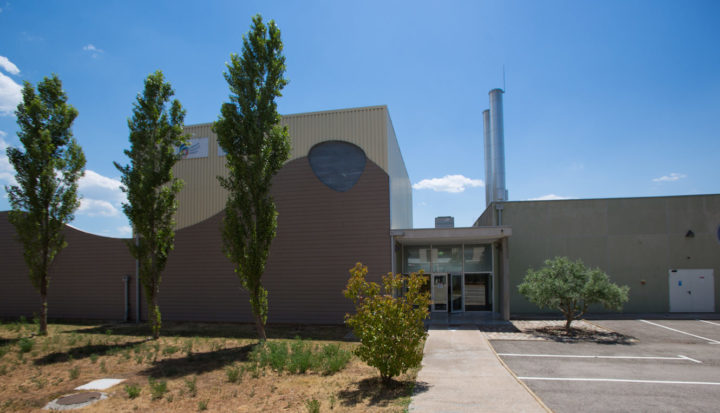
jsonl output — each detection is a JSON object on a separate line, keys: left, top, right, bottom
{"left": 668, "top": 269, "right": 715, "bottom": 312}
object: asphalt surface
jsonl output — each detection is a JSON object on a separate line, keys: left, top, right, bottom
{"left": 492, "top": 319, "right": 720, "bottom": 413}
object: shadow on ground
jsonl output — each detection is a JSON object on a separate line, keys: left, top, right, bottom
{"left": 34, "top": 340, "right": 148, "bottom": 365}
{"left": 527, "top": 326, "right": 636, "bottom": 345}
{"left": 337, "top": 377, "right": 429, "bottom": 408}
{"left": 140, "top": 343, "right": 255, "bottom": 378}
{"left": 65, "top": 322, "right": 352, "bottom": 342}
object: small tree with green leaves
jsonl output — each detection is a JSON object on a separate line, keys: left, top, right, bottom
{"left": 5, "top": 75, "right": 86, "bottom": 336}
{"left": 344, "top": 263, "right": 430, "bottom": 385}
{"left": 518, "top": 257, "right": 629, "bottom": 331}
{"left": 214, "top": 14, "right": 291, "bottom": 341}
{"left": 114, "top": 71, "right": 186, "bottom": 340}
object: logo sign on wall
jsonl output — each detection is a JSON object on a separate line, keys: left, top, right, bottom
{"left": 176, "top": 137, "right": 209, "bottom": 159}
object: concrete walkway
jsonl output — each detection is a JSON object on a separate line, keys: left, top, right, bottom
{"left": 409, "top": 325, "right": 549, "bottom": 413}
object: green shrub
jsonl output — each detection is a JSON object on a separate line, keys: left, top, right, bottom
{"left": 319, "top": 344, "right": 352, "bottom": 375}
{"left": 149, "top": 378, "right": 168, "bottom": 400}
{"left": 124, "top": 383, "right": 141, "bottom": 399}
{"left": 518, "top": 257, "right": 630, "bottom": 331}
{"left": 18, "top": 338, "right": 33, "bottom": 353}
{"left": 344, "top": 263, "right": 430, "bottom": 385}
{"left": 288, "top": 338, "right": 314, "bottom": 373}
{"left": 69, "top": 366, "right": 80, "bottom": 380}
{"left": 197, "top": 400, "right": 208, "bottom": 411}
{"left": 305, "top": 398, "right": 320, "bottom": 413}
{"left": 225, "top": 365, "right": 241, "bottom": 383}
{"left": 90, "top": 353, "right": 98, "bottom": 363}
{"left": 162, "top": 345, "right": 179, "bottom": 356}
{"left": 184, "top": 376, "right": 197, "bottom": 397}
{"left": 251, "top": 341, "right": 288, "bottom": 372}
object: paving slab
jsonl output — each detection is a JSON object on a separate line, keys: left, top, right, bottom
{"left": 75, "top": 378, "right": 125, "bottom": 390}
{"left": 410, "top": 326, "right": 549, "bottom": 413}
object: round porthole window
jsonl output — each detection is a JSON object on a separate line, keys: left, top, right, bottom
{"left": 308, "top": 141, "right": 367, "bottom": 192}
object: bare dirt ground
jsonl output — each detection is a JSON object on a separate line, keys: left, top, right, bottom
{"left": 0, "top": 320, "right": 417, "bottom": 412}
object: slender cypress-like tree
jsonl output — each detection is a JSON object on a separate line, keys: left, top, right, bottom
{"left": 114, "top": 71, "right": 186, "bottom": 340}
{"left": 214, "top": 15, "right": 291, "bottom": 341}
{"left": 6, "top": 75, "right": 86, "bottom": 336}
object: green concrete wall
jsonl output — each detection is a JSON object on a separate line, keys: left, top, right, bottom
{"left": 496, "top": 195, "right": 720, "bottom": 314}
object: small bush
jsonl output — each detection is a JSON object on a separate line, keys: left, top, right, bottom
{"left": 182, "top": 340, "right": 193, "bottom": 356}
{"left": 319, "top": 344, "right": 352, "bottom": 375}
{"left": 149, "top": 378, "right": 168, "bottom": 400}
{"left": 184, "top": 376, "right": 197, "bottom": 397}
{"left": 197, "top": 400, "right": 208, "bottom": 411}
{"left": 18, "top": 338, "right": 33, "bottom": 353}
{"left": 90, "top": 353, "right": 99, "bottom": 363}
{"left": 251, "top": 341, "right": 288, "bottom": 372}
{"left": 125, "top": 384, "right": 141, "bottom": 399}
{"left": 344, "top": 263, "right": 430, "bottom": 384}
{"left": 69, "top": 366, "right": 80, "bottom": 380}
{"left": 162, "top": 345, "right": 179, "bottom": 356}
{"left": 288, "top": 338, "right": 314, "bottom": 373}
{"left": 225, "top": 365, "right": 241, "bottom": 383}
{"left": 100, "top": 360, "right": 107, "bottom": 373}
{"left": 305, "top": 398, "right": 320, "bottom": 413}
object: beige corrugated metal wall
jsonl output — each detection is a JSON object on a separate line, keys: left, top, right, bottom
{"left": 173, "top": 106, "right": 410, "bottom": 230}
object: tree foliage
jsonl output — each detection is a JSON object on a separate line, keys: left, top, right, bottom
{"left": 5, "top": 74, "right": 86, "bottom": 335}
{"left": 344, "top": 263, "right": 430, "bottom": 385}
{"left": 518, "top": 256, "right": 629, "bottom": 331}
{"left": 114, "top": 70, "right": 186, "bottom": 340}
{"left": 213, "top": 14, "right": 290, "bottom": 341}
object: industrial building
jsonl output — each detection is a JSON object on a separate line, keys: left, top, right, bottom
{"left": 1, "top": 90, "right": 718, "bottom": 323}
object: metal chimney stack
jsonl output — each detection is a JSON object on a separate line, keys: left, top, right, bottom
{"left": 483, "top": 109, "right": 492, "bottom": 208}
{"left": 489, "top": 88, "right": 507, "bottom": 203}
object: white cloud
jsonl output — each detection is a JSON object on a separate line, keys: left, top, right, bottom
{"left": 78, "top": 198, "right": 119, "bottom": 217}
{"left": 0, "top": 71, "right": 22, "bottom": 116}
{"left": 82, "top": 44, "right": 104, "bottom": 58}
{"left": 529, "top": 194, "right": 570, "bottom": 201}
{"left": 117, "top": 225, "right": 132, "bottom": 236}
{"left": 76, "top": 170, "right": 126, "bottom": 217}
{"left": 0, "top": 134, "right": 17, "bottom": 187}
{"left": 0, "top": 56, "right": 20, "bottom": 75}
{"left": 652, "top": 173, "right": 686, "bottom": 183}
{"left": 412, "top": 174, "right": 484, "bottom": 193}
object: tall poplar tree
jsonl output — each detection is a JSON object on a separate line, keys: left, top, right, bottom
{"left": 6, "top": 75, "right": 86, "bottom": 336}
{"left": 115, "top": 71, "right": 186, "bottom": 340}
{"left": 214, "top": 15, "right": 290, "bottom": 341}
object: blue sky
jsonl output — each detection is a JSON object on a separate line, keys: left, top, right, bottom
{"left": 1, "top": 0, "right": 718, "bottom": 237}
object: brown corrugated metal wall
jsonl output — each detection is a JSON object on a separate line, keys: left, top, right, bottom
{"left": 0, "top": 213, "right": 136, "bottom": 320}
{"left": 0, "top": 157, "right": 391, "bottom": 324}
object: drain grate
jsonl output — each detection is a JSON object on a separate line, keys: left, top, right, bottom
{"left": 56, "top": 392, "right": 102, "bottom": 406}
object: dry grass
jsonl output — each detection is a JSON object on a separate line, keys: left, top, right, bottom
{"left": 0, "top": 320, "right": 419, "bottom": 412}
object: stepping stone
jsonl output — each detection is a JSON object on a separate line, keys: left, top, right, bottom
{"left": 44, "top": 392, "right": 107, "bottom": 410}
{"left": 75, "top": 378, "right": 125, "bottom": 390}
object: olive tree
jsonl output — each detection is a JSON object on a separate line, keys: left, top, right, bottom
{"left": 5, "top": 75, "right": 86, "bottom": 335}
{"left": 518, "top": 256, "right": 629, "bottom": 331}
{"left": 344, "top": 263, "right": 430, "bottom": 385}
{"left": 114, "top": 70, "right": 186, "bottom": 340}
{"left": 214, "top": 15, "right": 291, "bottom": 341}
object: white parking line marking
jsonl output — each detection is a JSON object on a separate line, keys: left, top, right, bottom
{"left": 678, "top": 355, "right": 702, "bottom": 364}
{"left": 498, "top": 353, "right": 701, "bottom": 363}
{"left": 638, "top": 319, "right": 720, "bottom": 344}
{"left": 518, "top": 377, "right": 720, "bottom": 386}
{"left": 698, "top": 320, "right": 720, "bottom": 327}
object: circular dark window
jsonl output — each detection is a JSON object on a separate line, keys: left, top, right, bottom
{"left": 308, "top": 141, "right": 367, "bottom": 192}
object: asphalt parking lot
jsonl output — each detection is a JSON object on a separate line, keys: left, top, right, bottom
{"left": 491, "top": 318, "right": 720, "bottom": 413}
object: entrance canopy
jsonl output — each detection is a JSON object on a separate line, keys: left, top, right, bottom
{"left": 390, "top": 226, "right": 512, "bottom": 320}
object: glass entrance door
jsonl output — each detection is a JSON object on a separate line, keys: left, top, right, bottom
{"left": 451, "top": 274, "right": 463, "bottom": 312}
{"left": 431, "top": 274, "right": 448, "bottom": 312}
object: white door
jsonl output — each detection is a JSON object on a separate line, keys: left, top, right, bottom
{"left": 669, "top": 269, "right": 715, "bottom": 312}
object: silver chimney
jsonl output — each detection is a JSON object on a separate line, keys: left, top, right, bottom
{"left": 483, "top": 109, "right": 492, "bottom": 208}
{"left": 489, "top": 88, "right": 507, "bottom": 202}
